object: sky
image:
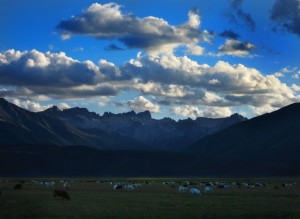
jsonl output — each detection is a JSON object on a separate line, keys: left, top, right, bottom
{"left": 1, "top": 0, "right": 300, "bottom": 120}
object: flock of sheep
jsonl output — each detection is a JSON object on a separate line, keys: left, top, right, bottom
{"left": 0, "top": 179, "right": 296, "bottom": 201}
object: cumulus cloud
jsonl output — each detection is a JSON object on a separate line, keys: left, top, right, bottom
{"left": 121, "top": 53, "right": 299, "bottom": 115}
{"left": 122, "top": 53, "right": 284, "bottom": 96}
{"left": 56, "top": 3, "right": 206, "bottom": 55}
{"left": 292, "top": 71, "right": 300, "bottom": 79}
{"left": 0, "top": 49, "right": 121, "bottom": 99}
{"left": 10, "top": 98, "right": 70, "bottom": 112}
{"left": 57, "top": 103, "right": 71, "bottom": 110}
{"left": 226, "top": 0, "right": 256, "bottom": 31}
{"left": 249, "top": 105, "right": 279, "bottom": 117}
{"left": 1, "top": 48, "right": 299, "bottom": 118}
{"left": 0, "top": 49, "right": 103, "bottom": 87}
{"left": 274, "top": 72, "right": 284, "bottom": 77}
{"left": 271, "top": 0, "right": 300, "bottom": 37}
{"left": 218, "top": 39, "right": 256, "bottom": 57}
{"left": 172, "top": 105, "right": 203, "bottom": 118}
{"left": 172, "top": 105, "right": 232, "bottom": 119}
{"left": 11, "top": 99, "right": 52, "bottom": 112}
{"left": 291, "top": 84, "right": 300, "bottom": 92}
{"left": 187, "top": 45, "right": 205, "bottom": 56}
{"left": 135, "top": 82, "right": 193, "bottom": 98}
{"left": 127, "top": 96, "right": 160, "bottom": 112}
{"left": 208, "top": 79, "right": 220, "bottom": 85}
{"left": 98, "top": 97, "right": 110, "bottom": 107}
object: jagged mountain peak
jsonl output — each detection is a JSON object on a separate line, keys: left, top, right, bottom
{"left": 0, "top": 97, "right": 248, "bottom": 151}
{"left": 137, "top": 110, "right": 151, "bottom": 119}
{"left": 229, "top": 113, "right": 247, "bottom": 120}
{"left": 45, "top": 105, "right": 60, "bottom": 112}
{"left": 102, "top": 111, "right": 137, "bottom": 118}
{"left": 102, "top": 110, "right": 152, "bottom": 119}
{"left": 64, "top": 107, "right": 90, "bottom": 114}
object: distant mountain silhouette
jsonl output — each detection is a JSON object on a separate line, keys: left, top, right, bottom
{"left": 0, "top": 98, "right": 146, "bottom": 150}
{"left": 40, "top": 105, "right": 247, "bottom": 151}
{"left": 184, "top": 103, "right": 300, "bottom": 176}
{"left": 0, "top": 98, "right": 300, "bottom": 177}
{"left": 0, "top": 98, "right": 246, "bottom": 151}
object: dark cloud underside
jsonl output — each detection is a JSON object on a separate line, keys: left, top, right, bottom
{"left": 271, "top": 0, "right": 300, "bottom": 37}
{"left": 226, "top": 0, "right": 256, "bottom": 31}
{"left": 220, "top": 30, "right": 240, "bottom": 39}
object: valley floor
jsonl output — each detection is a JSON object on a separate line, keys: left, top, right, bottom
{"left": 0, "top": 178, "right": 299, "bottom": 219}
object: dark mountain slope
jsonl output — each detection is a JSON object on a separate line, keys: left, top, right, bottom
{"left": 40, "top": 106, "right": 247, "bottom": 151}
{"left": 0, "top": 98, "right": 91, "bottom": 146}
{"left": 0, "top": 98, "right": 145, "bottom": 150}
{"left": 184, "top": 103, "right": 300, "bottom": 176}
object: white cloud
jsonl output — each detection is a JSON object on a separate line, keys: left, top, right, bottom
{"left": 218, "top": 39, "right": 256, "bottom": 57}
{"left": 249, "top": 105, "right": 278, "bottom": 116}
{"left": 187, "top": 45, "right": 205, "bottom": 56}
{"left": 122, "top": 53, "right": 295, "bottom": 98}
{"left": 172, "top": 105, "right": 203, "bottom": 119}
{"left": 11, "top": 98, "right": 70, "bottom": 112}
{"left": 187, "top": 9, "right": 201, "bottom": 28}
{"left": 292, "top": 71, "right": 300, "bottom": 79}
{"left": 128, "top": 96, "right": 160, "bottom": 112}
{"left": 57, "top": 3, "right": 207, "bottom": 55}
{"left": 203, "top": 106, "right": 232, "bottom": 118}
{"left": 291, "top": 84, "right": 300, "bottom": 92}
{"left": 11, "top": 99, "right": 52, "bottom": 112}
{"left": 58, "top": 103, "right": 71, "bottom": 110}
{"left": 208, "top": 79, "right": 220, "bottom": 85}
{"left": 274, "top": 72, "right": 284, "bottom": 77}
{"left": 122, "top": 53, "right": 299, "bottom": 116}
{"left": 1, "top": 49, "right": 299, "bottom": 118}
{"left": 203, "top": 92, "right": 223, "bottom": 104}
{"left": 98, "top": 97, "right": 110, "bottom": 107}
{"left": 172, "top": 105, "right": 232, "bottom": 119}
{"left": 281, "top": 67, "right": 292, "bottom": 73}
{"left": 273, "top": 66, "right": 298, "bottom": 78}
{"left": 135, "top": 82, "right": 193, "bottom": 97}
{"left": 0, "top": 49, "right": 120, "bottom": 99}
{"left": 0, "top": 49, "right": 103, "bottom": 86}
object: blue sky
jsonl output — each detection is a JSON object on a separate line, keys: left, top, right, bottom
{"left": 1, "top": 0, "right": 300, "bottom": 119}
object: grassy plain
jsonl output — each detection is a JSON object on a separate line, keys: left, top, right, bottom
{"left": 0, "top": 178, "right": 299, "bottom": 219}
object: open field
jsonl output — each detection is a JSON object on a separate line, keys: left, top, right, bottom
{"left": 0, "top": 178, "right": 300, "bottom": 219}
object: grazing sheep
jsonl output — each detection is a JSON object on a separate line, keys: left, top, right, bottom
{"left": 178, "top": 186, "right": 188, "bottom": 193}
{"left": 204, "top": 186, "right": 214, "bottom": 193}
{"left": 189, "top": 188, "right": 201, "bottom": 195}
{"left": 113, "top": 184, "right": 123, "bottom": 190}
{"left": 133, "top": 184, "right": 142, "bottom": 189}
{"left": 53, "top": 190, "right": 70, "bottom": 200}
{"left": 124, "top": 184, "right": 135, "bottom": 191}
{"left": 14, "top": 183, "right": 22, "bottom": 190}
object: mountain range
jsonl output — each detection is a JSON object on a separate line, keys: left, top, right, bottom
{"left": 0, "top": 97, "right": 300, "bottom": 177}
{"left": 0, "top": 97, "right": 246, "bottom": 151}
{"left": 0, "top": 98, "right": 145, "bottom": 150}
{"left": 39, "top": 104, "right": 246, "bottom": 151}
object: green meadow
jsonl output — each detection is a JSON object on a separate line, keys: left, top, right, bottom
{"left": 0, "top": 178, "right": 299, "bottom": 219}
